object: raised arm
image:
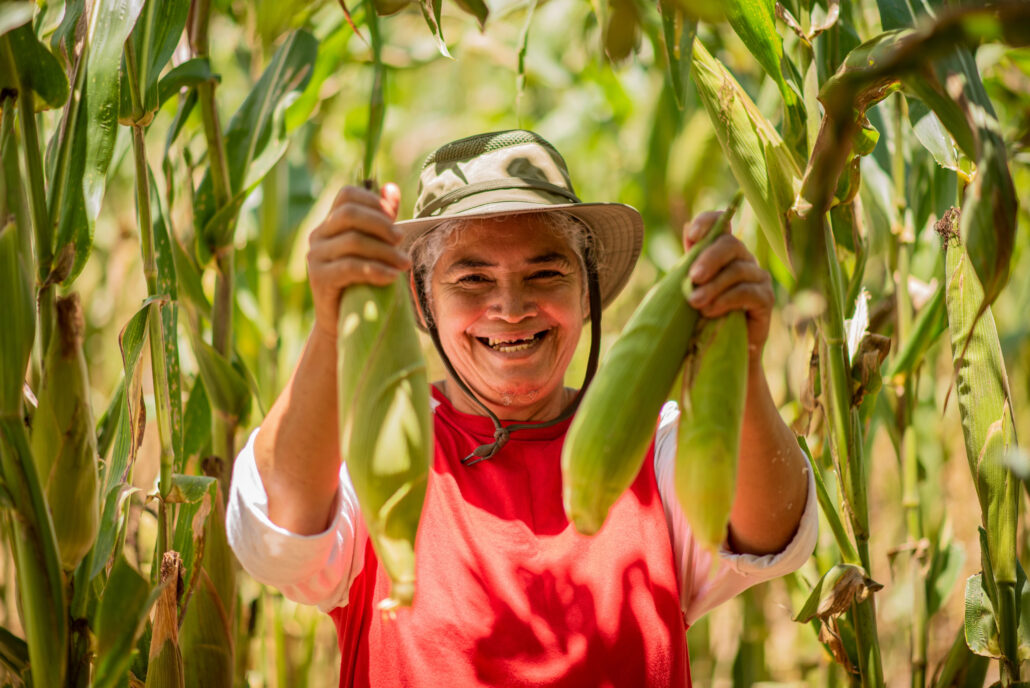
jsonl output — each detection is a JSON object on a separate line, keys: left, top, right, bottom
{"left": 254, "top": 183, "right": 408, "bottom": 535}
{"left": 682, "top": 212, "right": 809, "bottom": 555}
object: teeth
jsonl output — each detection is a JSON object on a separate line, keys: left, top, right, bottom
{"left": 493, "top": 341, "right": 534, "bottom": 352}
{"left": 482, "top": 332, "right": 545, "bottom": 352}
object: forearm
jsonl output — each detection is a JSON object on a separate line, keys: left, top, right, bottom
{"left": 728, "top": 354, "right": 809, "bottom": 555}
{"left": 255, "top": 327, "right": 342, "bottom": 534}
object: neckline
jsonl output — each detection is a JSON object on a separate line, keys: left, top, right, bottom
{"left": 431, "top": 384, "right": 574, "bottom": 442}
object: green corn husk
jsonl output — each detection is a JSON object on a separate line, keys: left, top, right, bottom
{"left": 179, "top": 481, "right": 235, "bottom": 688}
{"left": 30, "top": 293, "right": 100, "bottom": 572}
{"left": 562, "top": 195, "right": 742, "bottom": 535}
{"left": 146, "top": 552, "right": 185, "bottom": 688}
{"left": 941, "top": 213, "right": 1021, "bottom": 675}
{"left": 338, "top": 278, "right": 431, "bottom": 610}
{"left": 691, "top": 40, "right": 800, "bottom": 273}
{"left": 0, "top": 220, "right": 33, "bottom": 416}
{"left": 941, "top": 219, "right": 1018, "bottom": 588}
{"left": 675, "top": 311, "right": 748, "bottom": 552}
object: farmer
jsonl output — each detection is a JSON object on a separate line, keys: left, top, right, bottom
{"left": 227, "top": 130, "right": 817, "bottom": 686}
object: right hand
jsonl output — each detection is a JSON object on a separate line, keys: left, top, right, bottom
{"left": 306, "top": 183, "right": 409, "bottom": 341}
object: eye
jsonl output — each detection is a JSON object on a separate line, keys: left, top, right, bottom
{"left": 529, "top": 270, "right": 564, "bottom": 280}
{"left": 456, "top": 274, "right": 490, "bottom": 285}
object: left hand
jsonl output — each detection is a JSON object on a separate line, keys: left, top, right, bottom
{"left": 682, "top": 211, "right": 774, "bottom": 359}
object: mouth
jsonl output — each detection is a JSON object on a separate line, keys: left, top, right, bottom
{"left": 476, "top": 329, "right": 550, "bottom": 353}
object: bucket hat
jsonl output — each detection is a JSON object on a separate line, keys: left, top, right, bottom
{"left": 396, "top": 129, "right": 643, "bottom": 310}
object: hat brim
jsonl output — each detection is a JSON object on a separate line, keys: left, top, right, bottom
{"left": 396, "top": 201, "right": 643, "bottom": 311}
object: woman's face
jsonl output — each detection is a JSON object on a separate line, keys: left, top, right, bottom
{"left": 427, "top": 215, "right": 585, "bottom": 421}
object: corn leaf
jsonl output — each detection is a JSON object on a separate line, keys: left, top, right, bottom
{"left": 888, "top": 283, "right": 946, "bottom": 381}
{"left": 94, "top": 556, "right": 162, "bottom": 688}
{"left": 149, "top": 165, "right": 185, "bottom": 471}
{"left": 192, "top": 29, "right": 317, "bottom": 259}
{"left": 0, "top": 625, "right": 28, "bottom": 678}
{"left": 793, "top": 563, "right": 883, "bottom": 625}
{"left": 2, "top": 23, "right": 69, "bottom": 110}
{"left": 0, "top": 3, "right": 32, "bottom": 36}
{"left": 82, "top": 0, "right": 146, "bottom": 223}
{"left": 118, "top": 0, "right": 190, "bottom": 124}
{"left": 657, "top": 0, "right": 694, "bottom": 109}
{"left": 189, "top": 331, "right": 250, "bottom": 424}
{"left": 169, "top": 473, "right": 218, "bottom": 615}
{"left": 182, "top": 377, "right": 212, "bottom": 464}
{"left": 156, "top": 58, "right": 214, "bottom": 108}
{"left": 417, "top": 0, "right": 450, "bottom": 58}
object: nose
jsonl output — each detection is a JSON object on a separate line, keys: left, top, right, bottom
{"left": 488, "top": 282, "right": 537, "bottom": 322}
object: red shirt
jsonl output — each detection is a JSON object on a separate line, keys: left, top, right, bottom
{"left": 330, "top": 387, "right": 689, "bottom": 687}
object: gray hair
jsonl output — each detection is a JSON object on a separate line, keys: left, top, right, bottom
{"left": 409, "top": 211, "right": 591, "bottom": 325}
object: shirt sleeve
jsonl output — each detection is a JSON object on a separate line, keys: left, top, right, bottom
{"left": 653, "top": 401, "right": 818, "bottom": 626}
{"left": 226, "top": 428, "right": 368, "bottom": 612}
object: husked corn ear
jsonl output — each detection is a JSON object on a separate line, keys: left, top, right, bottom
{"left": 675, "top": 311, "right": 748, "bottom": 552}
{"left": 563, "top": 195, "right": 742, "bottom": 535}
{"left": 30, "top": 293, "right": 100, "bottom": 571}
{"left": 338, "top": 278, "right": 431, "bottom": 609}
{"left": 691, "top": 40, "right": 800, "bottom": 272}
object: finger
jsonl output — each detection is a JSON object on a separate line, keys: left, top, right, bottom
{"left": 311, "top": 202, "right": 402, "bottom": 245}
{"left": 687, "top": 260, "right": 769, "bottom": 309}
{"left": 682, "top": 210, "right": 724, "bottom": 251}
{"left": 695, "top": 282, "right": 774, "bottom": 320}
{"left": 330, "top": 184, "right": 384, "bottom": 211}
{"left": 688, "top": 234, "right": 756, "bottom": 283}
{"left": 313, "top": 256, "right": 402, "bottom": 289}
{"left": 380, "top": 182, "right": 402, "bottom": 220}
{"left": 308, "top": 231, "right": 410, "bottom": 271}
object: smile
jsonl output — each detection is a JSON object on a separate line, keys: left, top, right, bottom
{"left": 476, "top": 330, "right": 550, "bottom": 353}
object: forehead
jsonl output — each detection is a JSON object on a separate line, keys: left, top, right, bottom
{"left": 439, "top": 215, "right": 576, "bottom": 262}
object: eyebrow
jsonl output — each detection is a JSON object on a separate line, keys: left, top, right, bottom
{"left": 443, "top": 252, "right": 572, "bottom": 274}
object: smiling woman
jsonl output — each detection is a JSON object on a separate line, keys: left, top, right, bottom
{"left": 419, "top": 215, "right": 586, "bottom": 421}
{"left": 226, "top": 129, "right": 817, "bottom": 688}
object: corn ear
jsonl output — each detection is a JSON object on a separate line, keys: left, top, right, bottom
{"left": 145, "top": 552, "right": 185, "bottom": 688}
{"left": 0, "top": 220, "right": 34, "bottom": 416}
{"left": 940, "top": 213, "right": 1018, "bottom": 588}
{"left": 338, "top": 278, "right": 431, "bottom": 609}
{"left": 563, "top": 195, "right": 742, "bottom": 535}
{"left": 179, "top": 479, "right": 235, "bottom": 688}
{"left": 30, "top": 293, "right": 100, "bottom": 571}
{"left": 691, "top": 40, "right": 800, "bottom": 272}
{"left": 675, "top": 311, "right": 748, "bottom": 552}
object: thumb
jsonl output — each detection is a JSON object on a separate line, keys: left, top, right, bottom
{"left": 380, "top": 182, "right": 402, "bottom": 221}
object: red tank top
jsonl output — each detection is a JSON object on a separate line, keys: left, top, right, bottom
{"left": 330, "top": 387, "right": 689, "bottom": 686}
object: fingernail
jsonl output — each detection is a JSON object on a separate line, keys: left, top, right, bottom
{"left": 689, "top": 264, "right": 703, "bottom": 281}
{"left": 688, "top": 287, "right": 704, "bottom": 305}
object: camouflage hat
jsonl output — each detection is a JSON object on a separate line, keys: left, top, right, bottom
{"left": 396, "top": 130, "right": 643, "bottom": 310}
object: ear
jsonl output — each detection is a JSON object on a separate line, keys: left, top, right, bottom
{"left": 410, "top": 271, "right": 430, "bottom": 328}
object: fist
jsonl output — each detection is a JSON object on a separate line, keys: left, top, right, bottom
{"left": 306, "top": 183, "right": 409, "bottom": 340}
{"left": 682, "top": 211, "right": 774, "bottom": 359}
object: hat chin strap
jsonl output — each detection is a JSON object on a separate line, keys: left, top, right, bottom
{"left": 414, "top": 247, "right": 603, "bottom": 467}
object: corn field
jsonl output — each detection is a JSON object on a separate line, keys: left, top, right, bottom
{"left": 0, "top": 0, "right": 1028, "bottom": 685}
